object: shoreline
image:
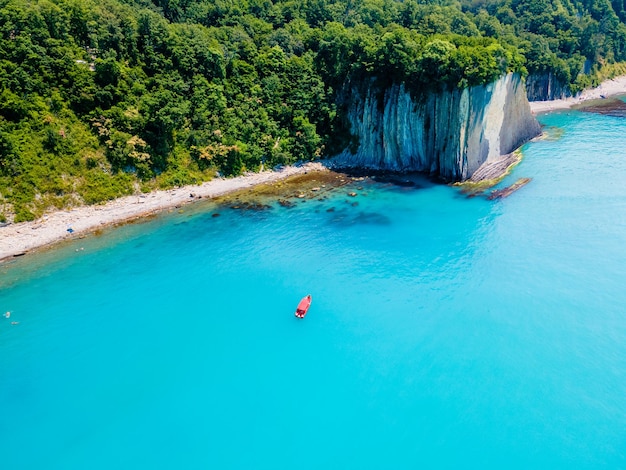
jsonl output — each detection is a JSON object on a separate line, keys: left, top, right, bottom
{"left": 3, "top": 75, "right": 626, "bottom": 263}
{"left": 0, "top": 162, "right": 327, "bottom": 262}
{"left": 529, "top": 75, "right": 626, "bottom": 113}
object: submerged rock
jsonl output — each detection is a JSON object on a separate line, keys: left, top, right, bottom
{"left": 487, "top": 178, "right": 532, "bottom": 200}
{"left": 229, "top": 201, "right": 271, "bottom": 211}
{"left": 278, "top": 199, "right": 295, "bottom": 208}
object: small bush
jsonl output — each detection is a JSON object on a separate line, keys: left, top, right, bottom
{"left": 77, "top": 171, "right": 134, "bottom": 205}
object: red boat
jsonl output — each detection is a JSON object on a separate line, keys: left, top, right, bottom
{"left": 295, "top": 295, "right": 312, "bottom": 318}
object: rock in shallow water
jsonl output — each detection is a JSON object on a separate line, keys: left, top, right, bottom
{"left": 575, "top": 98, "right": 626, "bottom": 117}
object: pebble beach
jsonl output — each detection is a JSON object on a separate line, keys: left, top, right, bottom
{"left": 0, "top": 162, "right": 327, "bottom": 261}
{"left": 529, "top": 75, "right": 626, "bottom": 113}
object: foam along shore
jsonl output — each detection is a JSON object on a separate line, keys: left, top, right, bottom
{"left": 529, "top": 75, "right": 626, "bottom": 114}
{"left": 0, "top": 162, "right": 327, "bottom": 262}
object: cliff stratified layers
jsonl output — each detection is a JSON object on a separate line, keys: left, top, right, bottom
{"left": 334, "top": 73, "right": 541, "bottom": 181}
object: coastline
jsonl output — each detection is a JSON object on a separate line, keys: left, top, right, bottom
{"left": 0, "top": 162, "right": 327, "bottom": 262}
{"left": 529, "top": 75, "right": 626, "bottom": 113}
{"left": 3, "top": 75, "right": 626, "bottom": 263}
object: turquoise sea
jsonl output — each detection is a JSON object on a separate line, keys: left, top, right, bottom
{"left": 2, "top": 107, "right": 626, "bottom": 468}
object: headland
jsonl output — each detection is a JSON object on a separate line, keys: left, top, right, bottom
{"left": 4, "top": 75, "right": 626, "bottom": 263}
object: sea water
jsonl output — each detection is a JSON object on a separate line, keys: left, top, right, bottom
{"left": 1, "top": 107, "right": 626, "bottom": 469}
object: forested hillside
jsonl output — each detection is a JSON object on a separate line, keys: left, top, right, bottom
{"left": 1, "top": 0, "right": 625, "bottom": 221}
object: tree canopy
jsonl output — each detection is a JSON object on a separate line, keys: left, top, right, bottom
{"left": 1, "top": 0, "right": 625, "bottom": 220}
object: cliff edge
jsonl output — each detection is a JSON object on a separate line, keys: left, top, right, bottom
{"left": 333, "top": 73, "right": 541, "bottom": 181}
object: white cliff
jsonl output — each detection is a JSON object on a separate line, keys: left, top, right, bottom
{"left": 334, "top": 73, "right": 541, "bottom": 181}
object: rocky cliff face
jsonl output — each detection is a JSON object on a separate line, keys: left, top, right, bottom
{"left": 526, "top": 73, "right": 572, "bottom": 101}
{"left": 334, "top": 73, "right": 541, "bottom": 181}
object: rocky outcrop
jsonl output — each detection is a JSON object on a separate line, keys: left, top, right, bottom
{"left": 333, "top": 73, "right": 541, "bottom": 181}
{"left": 526, "top": 73, "right": 572, "bottom": 101}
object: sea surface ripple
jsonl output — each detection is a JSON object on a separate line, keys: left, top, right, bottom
{"left": 1, "top": 107, "right": 626, "bottom": 468}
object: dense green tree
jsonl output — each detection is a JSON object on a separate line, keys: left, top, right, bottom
{"left": 1, "top": 0, "right": 626, "bottom": 221}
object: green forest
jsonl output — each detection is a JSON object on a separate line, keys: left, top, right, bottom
{"left": 1, "top": 0, "right": 626, "bottom": 221}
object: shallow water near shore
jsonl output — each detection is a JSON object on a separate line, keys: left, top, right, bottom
{"left": 2, "top": 109, "right": 626, "bottom": 468}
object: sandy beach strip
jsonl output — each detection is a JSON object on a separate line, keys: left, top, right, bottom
{"left": 529, "top": 75, "right": 626, "bottom": 114}
{"left": 0, "top": 162, "right": 327, "bottom": 262}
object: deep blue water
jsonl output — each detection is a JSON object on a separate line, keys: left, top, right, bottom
{"left": 2, "top": 108, "right": 626, "bottom": 468}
